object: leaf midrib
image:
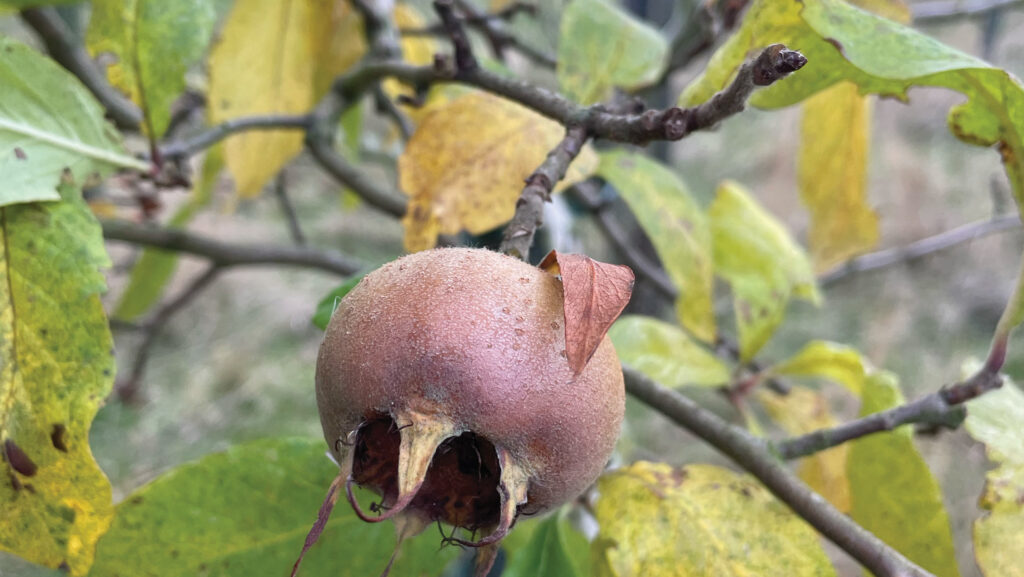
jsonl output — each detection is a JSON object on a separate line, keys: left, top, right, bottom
{"left": 0, "top": 117, "right": 149, "bottom": 171}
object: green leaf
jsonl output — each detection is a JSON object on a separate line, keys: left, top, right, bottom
{"left": 0, "top": 178, "right": 115, "bottom": 575}
{"left": 847, "top": 372, "right": 960, "bottom": 577}
{"left": 609, "top": 315, "right": 729, "bottom": 388}
{"left": 964, "top": 378, "right": 1024, "bottom": 577}
{"left": 593, "top": 462, "right": 836, "bottom": 577}
{"left": 557, "top": 0, "right": 668, "bottom": 105}
{"left": 709, "top": 181, "right": 819, "bottom": 361}
{"left": 312, "top": 274, "right": 366, "bottom": 330}
{"left": 0, "top": 36, "right": 148, "bottom": 207}
{"left": 86, "top": 0, "right": 215, "bottom": 137}
{"left": 597, "top": 150, "right": 715, "bottom": 342}
{"left": 90, "top": 437, "right": 460, "bottom": 577}
{"left": 769, "top": 340, "right": 870, "bottom": 394}
{"left": 113, "top": 147, "right": 222, "bottom": 320}
{"left": 503, "top": 512, "right": 589, "bottom": 577}
{"left": 678, "top": 0, "right": 1024, "bottom": 338}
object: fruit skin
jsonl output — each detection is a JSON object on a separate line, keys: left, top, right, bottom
{"left": 315, "top": 247, "right": 625, "bottom": 542}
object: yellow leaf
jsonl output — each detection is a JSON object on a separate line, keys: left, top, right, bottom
{"left": 799, "top": 82, "right": 878, "bottom": 272}
{"left": 209, "top": 0, "right": 363, "bottom": 197}
{"left": 758, "top": 387, "right": 851, "bottom": 512}
{"left": 770, "top": 340, "right": 871, "bottom": 394}
{"left": 593, "top": 462, "right": 837, "bottom": 577}
{"left": 964, "top": 378, "right": 1024, "bottom": 577}
{"left": 382, "top": 3, "right": 437, "bottom": 106}
{"left": 399, "top": 90, "right": 598, "bottom": 251}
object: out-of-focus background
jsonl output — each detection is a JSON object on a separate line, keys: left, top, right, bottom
{"left": 3, "top": 2, "right": 1022, "bottom": 575}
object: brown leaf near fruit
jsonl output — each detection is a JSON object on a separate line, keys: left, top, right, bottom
{"left": 540, "top": 250, "right": 635, "bottom": 375}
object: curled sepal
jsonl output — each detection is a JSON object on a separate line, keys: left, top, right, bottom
{"left": 449, "top": 446, "right": 530, "bottom": 549}
{"left": 348, "top": 409, "right": 457, "bottom": 523}
{"left": 290, "top": 472, "right": 345, "bottom": 577}
{"left": 473, "top": 543, "right": 502, "bottom": 577}
{"left": 379, "top": 513, "right": 432, "bottom": 577}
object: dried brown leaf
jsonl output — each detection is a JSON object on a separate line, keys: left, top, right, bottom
{"left": 540, "top": 251, "right": 634, "bottom": 374}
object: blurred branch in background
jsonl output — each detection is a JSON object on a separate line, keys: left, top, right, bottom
{"left": 912, "top": 0, "right": 1024, "bottom": 21}
{"left": 101, "top": 219, "right": 362, "bottom": 275}
{"left": 819, "top": 213, "right": 1022, "bottom": 287}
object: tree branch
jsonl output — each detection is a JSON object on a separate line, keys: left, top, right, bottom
{"left": 20, "top": 7, "right": 143, "bottom": 130}
{"left": 819, "top": 214, "right": 1021, "bottom": 286}
{"left": 623, "top": 366, "right": 935, "bottom": 577}
{"left": 114, "top": 264, "right": 222, "bottom": 403}
{"left": 101, "top": 219, "right": 362, "bottom": 275}
{"left": 160, "top": 114, "right": 312, "bottom": 160}
{"left": 912, "top": 0, "right": 1024, "bottom": 20}
{"left": 773, "top": 366, "right": 1003, "bottom": 460}
{"left": 499, "top": 126, "right": 590, "bottom": 259}
{"left": 274, "top": 170, "right": 307, "bottom": 246}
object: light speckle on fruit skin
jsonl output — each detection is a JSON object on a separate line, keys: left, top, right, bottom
{"left": 316, "top": 247, "right": 625, "bottom": 519}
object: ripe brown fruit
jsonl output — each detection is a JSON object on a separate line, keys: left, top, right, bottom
{"left": 313, "top": 247, "right": 630, "bottom": 574}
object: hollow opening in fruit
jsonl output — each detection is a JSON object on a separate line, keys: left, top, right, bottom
{"left": 348, "top": 415, "right": 503, "bottom": 537}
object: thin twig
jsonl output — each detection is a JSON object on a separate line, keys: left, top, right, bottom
{"left": 101, "top": 219, "right": 362, "bottom": 275}
{"left": 500, "top": 126, "right": 590, "bottom": 259}
{"left": 773, "top": 366, "right": 1003, "bottom": 460}
{"left": 161, "top": 114, "right": 312, "bottom": 160}
{"left": 274, "top": 171, "right": 307, "bottom": 246}
{"left": 20, "top": 7, "right": 143, "bottom": 130}
{"left": 912, "top": 0, "right": 1024, "bottom": 20}
{"left": 436, "top": 0, "right": 479, "bottom": 72}
{"left": 569, "top": 182, "right": 677, "bottom": 297}
{"left": 819, "top": 214, "right": 1021, "bottom": 286}
{"left": 623, "top": 366, "right": 935, "bottom": 577}
{"left": 114, "top": 264, "right": 222, "bottom": 403}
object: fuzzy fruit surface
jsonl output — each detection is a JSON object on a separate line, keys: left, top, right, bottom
{"left": 316, "top": 247, "right": 625, "bottom": 541}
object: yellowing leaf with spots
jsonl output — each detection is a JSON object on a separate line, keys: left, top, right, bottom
{"left": 209, "top": 0, "right": 363, "bottom": 197}
{"left": 709, "top": 181, "right": 820, "bottom": 360}
{"left": 0, "top": 179, "right": 114, "bottom": 575}
{"left": 799, "top": 82, "right": 877, "bottom": 272}
{"left": 593, "top": 462, "right": 836, "bottom": 577}
{"left": 964, "top": 378, "right": 1024, "bottom": 577}
{"left": 399, "top": 90, "right": 598, "bottom": 251}
{"left": 86, "top": 0, "right": 215, "bottom": 137}
{"left": 847, "top": 372, "right": 960, "bottom": 577}
{"left": 598, "top": 151, "right": 715, "bottom": 342}
{"left": 759, "top": 387, "right": 851, "bottom": 512}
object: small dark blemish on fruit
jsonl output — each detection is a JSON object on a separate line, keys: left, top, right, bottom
{"left": 130, "top": 496, "right": 144, "bottom": 505}
{"left": 550, "top": 322, "right": 559, "bottom": 330}
{"left": 4, "top": 439, "right": 38, "bottom": 477}
{"left": 14, "top": 148, "right": 26, "bottom": 160}
{"left": 51, "top": 424, "right": 68, "bottom": 452}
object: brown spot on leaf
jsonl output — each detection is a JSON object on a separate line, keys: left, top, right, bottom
{"left": 14, "top": 147, "right": 26, "bottom": 160}
{"left": 4, "top": 439, "right": 38, "bottom": 477}
{"left": 51, "top": 424, "right": 68, "bottom": 452}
